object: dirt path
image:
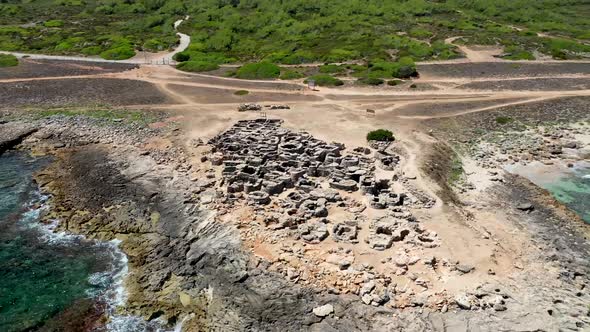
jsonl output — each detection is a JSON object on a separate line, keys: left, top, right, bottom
{"left": 395, "top": 95, "right": 559, "bottom": 119}
{"left": 0, "top": 17, "right": 191, "bottom": 65}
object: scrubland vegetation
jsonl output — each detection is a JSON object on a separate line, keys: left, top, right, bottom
{"left": 0, "top": 53, "right": 18, "bottom": 67}
{"left": 0, "top": 0, "right": 588, "bottom": 62}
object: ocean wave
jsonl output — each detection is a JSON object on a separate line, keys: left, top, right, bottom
{"left": 19, "top": 189, "right": 170, "bottom": 332}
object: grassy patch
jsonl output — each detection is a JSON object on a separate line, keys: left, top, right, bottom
{"left": 43, "top": 20, "right": 64, "bottom": 28}
{"left": 367, "top": 129, "right": 394, "bottom": 141}
{"left": 236, "top": 62, "right": 280, "bottom": 80}
{"left": 234, "top": 90, "right": 249, "bottom": 96}
{"left": 100, "top": 46, "right": 135, "bottom": 60}
{"left": 319, "top": 64, "right": 345, "bottom": 74}
{"left": 279, "top": 70, "right": 305, "bottom": 80}
{"left": 502, "top": 46, "right": 535, "bottom": 60}
{"left": 448, "top": 153, "right": 464, "bottom": 186}
{"left": 0, "top": 53, "right": 18, "bottom": 67}
{"left": 304, "top": 74, "right": 344, "bottom": 87}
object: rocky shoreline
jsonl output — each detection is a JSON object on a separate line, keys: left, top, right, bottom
{"left": 2, "top": 107, "right": 590, "bottom": 331}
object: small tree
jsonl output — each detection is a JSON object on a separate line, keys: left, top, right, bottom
{"left": 367, "top": 129, "right": 394, "bottom": 142}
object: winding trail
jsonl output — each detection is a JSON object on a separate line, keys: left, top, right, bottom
{"left": 0, "top": 17, "right": 191, "bottom": 65}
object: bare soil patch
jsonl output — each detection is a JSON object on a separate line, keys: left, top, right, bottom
{"left": 458, "top": 77, "right": 590, "bottom": 91}
{"left": 391, "top": 98, "right": 526, "bottom": 117}
{"left": 171, "top": 73, "right": 303, "bottom": 91}
{"left": 418, "top": 62, "right": 590, "bottom": 79}
{"left": 166, "top": 84, "right": 321, "bottom": 104}
{"left": 0, "top": 78, "right": 172, "bottom": 108}
{"left": 0, "top": 59, "right": 137, "bottom": 79}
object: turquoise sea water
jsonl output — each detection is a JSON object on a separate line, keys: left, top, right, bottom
{"left": 543, "top": 164, "right": 590, "bottom": 223}
{"left": 0, "top": 152, "right": 125, "bottom": 331}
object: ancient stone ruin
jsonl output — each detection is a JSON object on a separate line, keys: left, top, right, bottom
{"left": 207, "top": 119, "right": 436, "bottom": 249}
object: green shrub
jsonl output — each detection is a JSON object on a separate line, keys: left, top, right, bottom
{"left": 236, "top": 62, "right": 280, "bottom": 79}
{"left": 502, "top": 46, "right": 535, "bottom": 60}
{"left": 324, "top": 49, "right": 360, "bottom": 62}
{"left": 319, "top": 64, "right": 345, "bottom": 74}
{"left": 354, "top": 57, "right": 417, "bottom": 79}
{"left": 181, "top": 51, "right": 235, "bottom": 64}
{"left": 367, "top": 129, "right": 394, "bottom": 142}
{"left": 304, "top": 74, "right": 344, "bottom": 87}
{"left": 144, "top": 39, "right": 167, "bottom": 52}
{"left": 55, "top": 40, "right": 78, "bottom": 52}
{"left": 0, "top": 53, "right": 18, "bottom": 67}
{"left": 173, "top": 52, "right": 190, "bottom": 62}
{"left": 280, "top": 51, "right": 315, "bottom": 65}
{"left": 44, "top": 20, "right": 64, "bottom": 28}
{"left": 495, "top": 116, "right": 513, "bottom": 124}
{"left": 264, "top": 51, "right": 315, "bottom": 64}
{"left": 81, "top": 46, "right": 103, "bottom": 55}
{"left": 234, "top": 90, "right": 249, "bottom": 96}
{"left": 409, "top": 83, "right": 417, "bottom": 89}
{"left": 176, "top": 61, "right": 220, "bottom": 72}
{"left": 387, "top": 79, "right": 402, "bottom": 86}
{"left": 280, "top": 70, "right": 305, "bottom": 80}
{"left": 409, "top": 28, "right": 433, "bottom": 39}
{"left": 100, "top": 46, "right": 135, "bottom": 60}
{"left": 357, "top": 77, "right": 384, "bottom": 85}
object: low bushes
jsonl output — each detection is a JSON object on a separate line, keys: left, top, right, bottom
{"left": 502, "top": 46, "right": 535, "bottom": 60}
{"left": 236, "top": 62, "right": 280, "bottom": 79}
{"left": 387, "top": 79, "right": 402, "bottom": 86}
{"left": 357, "top": 77, "right": 384, "bottom": 85}
{"left": 44, "top": 20, "right": 64, "bottom": 28}
{"left": 0, "top": 53, "right": 18, "bottom": 67}
{"left": 319, "top": 64, "right": 345, "bottom": 74}
{"left": 176, "top": 61, "right": 219, "bottom": 73}
{"left": 304, "top": 74, "right": 344, "bottom": 87}
{"left": 280, "top": 70, "right": 305, "bottom": 80}
{"left": 173, "top": 52, "right": 190, "bottom": 62}
{"left": 100, "top": 46, "right": 135, "bottom": 60}
{"left": 234, "top": 90, "right": 249, "bottom": 95}
{"left": 366, "top": 129, "right": 394, "bottom": 142}
{"left": 352, "top": 57, "right": 417, "bottom": 79}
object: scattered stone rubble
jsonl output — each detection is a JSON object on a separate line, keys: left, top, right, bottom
{"left": 470, "top": 124, "right": 590, "bottom": 169}
{"left": 237, "top": 103, "right": 262, "bottom": 112}
{"left": 265, "top": 104, "right": 290, "bottom": 110}
{"left": 237, "top": 104, "right": 291, "bottom": 112}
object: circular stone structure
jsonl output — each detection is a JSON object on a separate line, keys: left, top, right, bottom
{"left": 248, "top": 191, "right": 270, "bottom": 205}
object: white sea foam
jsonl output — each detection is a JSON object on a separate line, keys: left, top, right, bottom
{"left": 20, "top": 188, "right": 171, "bottom": 332}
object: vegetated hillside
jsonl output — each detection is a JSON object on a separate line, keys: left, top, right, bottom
{"left": 1, "top": 0, "right": 589, "bottom": 62}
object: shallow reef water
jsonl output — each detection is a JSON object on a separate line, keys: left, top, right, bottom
{"left": 506, "top": 161, "right": 590, "bottom": 223}
{"left": 0, "top": 152, "right": 125, "bottom": 331}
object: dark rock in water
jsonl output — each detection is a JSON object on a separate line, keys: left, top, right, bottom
{"left": 516, "top": 203, "right": 534, "bottom": 212}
